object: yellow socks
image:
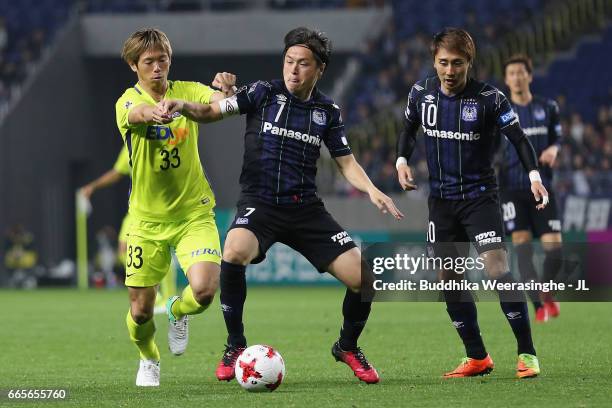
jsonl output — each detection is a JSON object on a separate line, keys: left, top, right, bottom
{"left": 170, "top": 285, "right": 207, "bottom": 319}
{"left": 126, "top": 310, "right": 160, "bottom": 361}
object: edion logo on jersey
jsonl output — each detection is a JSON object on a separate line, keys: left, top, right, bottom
{"left": 474, "top": 231, "right": 502, "bottom": 246}
{"left": 145, "top": 125, "right": 189, "bottom": 146}
{"left": 331, "top": 231, "right": 353, "bottom": 246}
{"left": 262, "top": 121, "right": 321, "bottom": 146}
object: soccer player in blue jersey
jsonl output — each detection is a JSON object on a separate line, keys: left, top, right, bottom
{"left": 396, "top": 28, "right": 548, "bottom": 378}
{"left": 158, "top": 27, "right": 403, "bottom": 384}
{"left": 499, "top": 54, "right": 563, "bottom": 322}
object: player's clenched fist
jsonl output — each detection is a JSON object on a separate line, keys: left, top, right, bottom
{"left": 212, "top": 72, "right": 237, "bottom": 96}
{"left": 157, "top": 99, "right": 184, "bottom": 118}
{"left": 151, "top": 104, "right": 174, "bottom": 124}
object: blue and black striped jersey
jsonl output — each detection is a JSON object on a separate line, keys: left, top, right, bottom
{"left": 235, "top": 80, "right": 351, "bottom": 205}
{"left": 404, "top": 77, "right": 521, "bottom": 200}
{"left": 498, "top": 95, "right": 561, "bottom": 190}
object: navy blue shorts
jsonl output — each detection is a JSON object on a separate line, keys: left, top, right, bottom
{"left": 228, "top": 199, "right": 357, "bottom": 272}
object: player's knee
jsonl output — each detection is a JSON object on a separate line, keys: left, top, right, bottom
{"left": 541, "top": 233, "right": 562, "bottom": 251}
{"left": 481, "top": 249, "right": 509, "bottom": 279}
{"left": 131, "top": 308, "right": 153, "bottom": 324}
{"left": 346, "top": 279, "right": 361, "bottom": 293}
{"left": 483, "top": 258, "right": 508, "bottom": 278}
{"left": 511, "top": 231, "right": 532, "bottom": 245}
{"left": 222, "top": 244, "right": 256, "bottom": 265}
{"left": 193, "top": 286, "right": 216, "bottom": 307}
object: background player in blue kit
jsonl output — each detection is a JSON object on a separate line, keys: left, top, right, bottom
{"left": 396, "top": 28, "right": 549, "bottom": 379}
{"left": 157, "top": 27, "right": 403, "bottom": 384}
{"left": 499, "top": 54, "right": 563, "bottom": 322}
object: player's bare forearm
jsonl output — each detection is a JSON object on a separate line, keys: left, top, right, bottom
{"left": 128, "top": 104, "right": 167, "bottom": 125}
{"left": 335, "top": 155, "right": 404, "bottom": 219}
{"left": 334, "top": 154, "right": 376, "bottom": 193}
{"left": 539, "top": 144, "right": 559, "bottom": 167}
{"left": 91, "top": 169, "right": 123, "bottom": 190}
{"left": 80, "top": 169, "right": 123, "bottom": 199}
{"left": 180, "top": 100, "right": 223, "bottom": 123}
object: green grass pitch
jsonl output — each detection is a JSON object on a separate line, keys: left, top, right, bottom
{"left": 0, "top": 287, "right": 610, "bottom": 407}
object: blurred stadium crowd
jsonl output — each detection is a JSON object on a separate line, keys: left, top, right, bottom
{"left": 1, "top": 0, "right": 609, "bottom": 197}
{"left": 0, "top": 0, "right": 378, "bottom": 109}
{"left": 337, "top": 0, "right": 611, "bottom": 198}
{"left": 0, "top": 0, "right": 609, "bottom": 287}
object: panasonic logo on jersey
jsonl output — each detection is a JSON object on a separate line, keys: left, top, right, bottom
{"left": 422, "top": 125, "right": 481, "bottom": 141}
{"left": 523, "top": 126, "right": 548, "bottom": 136}
{"left": 263, "top": 121, "right": 321, "bottom": 146}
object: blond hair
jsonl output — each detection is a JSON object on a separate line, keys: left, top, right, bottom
{"left": 121, "top": 28, "right": 172, "bottom": 65}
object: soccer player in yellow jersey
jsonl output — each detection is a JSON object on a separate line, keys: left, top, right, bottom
{"left": 80, "top": 145, "right": 177, "bottom": 312}
{"left": 115, "top": 28, "right": 235, "bottom": 387}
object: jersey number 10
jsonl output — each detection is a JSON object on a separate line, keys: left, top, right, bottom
{"left": 421, "top": 103, "right": 437, "bottom": 127}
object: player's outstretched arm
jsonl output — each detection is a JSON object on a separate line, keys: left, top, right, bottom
{"left": 334, "top": 154, "right": 404, "bottom": 220}
{"left": 80, "top": 169, "right": 124, "bottom": 200}
{"left": 128, "top": 103, "right": 173, "bottom": 125}
{"left": 157, "top": 99, "right": 227, "bottom": 123}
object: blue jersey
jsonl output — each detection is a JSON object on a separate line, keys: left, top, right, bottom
{"left": 235, "top": 80, "right": 351, "bottom": 205}
{"left": 404, "top": 77, "right": 520, "bottom": 200}
{"left": 498, "top": 95, "right": 561, "bottom": 190}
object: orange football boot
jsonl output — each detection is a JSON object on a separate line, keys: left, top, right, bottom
{"left": 443, "top": 354, "right": 494, "bottom": 378}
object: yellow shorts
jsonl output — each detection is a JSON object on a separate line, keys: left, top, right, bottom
{"left": 124, "top": 210, "right": 221, "bottom": 287}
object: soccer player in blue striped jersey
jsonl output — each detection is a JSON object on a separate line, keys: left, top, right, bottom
{"left": 396, "top": 28, "right": 548, "bottom": 379}
{"left": 158, "top": 27, "right": 403, "bottom": 384}
{"left": 499, "top": 54, "right": 563, "bottom": 322}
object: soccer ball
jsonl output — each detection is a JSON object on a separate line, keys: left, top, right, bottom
{"left": 235, "top": 344, "right": 286, "bottom": 392}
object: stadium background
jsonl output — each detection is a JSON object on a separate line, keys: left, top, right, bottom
{"left": 1, "top": 0, "right": 609, "bottom": 287}
{"left": 0, "top": 1, "right": 610, "bottom": 406}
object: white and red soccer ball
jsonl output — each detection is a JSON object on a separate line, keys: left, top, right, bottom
{"left": 234, "top": 344, "right": 286, "bottom": 392}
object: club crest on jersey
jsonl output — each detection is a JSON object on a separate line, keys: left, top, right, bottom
{"left": 312, "top": 110, "right": 327, "bottom": 126}
{"left": 461, "top": 105, "right": 478, "bottom": 122}
{"left": 534, "top": 107, "right": 546, "bottom": 121}
{"left": 424, "top": 94, "right": 435, "bottom": 103}
{"left": 276, "top": 94, "right": 287, "bottom": 103}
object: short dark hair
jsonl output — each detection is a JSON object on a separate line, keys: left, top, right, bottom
{"left": 430, "top": 27, "right": 476, "bottom": 63}
{"left": 283, "top": 27, "right": 332, "bottom": 67}
{"left": 503, "top": 54, "right": 533, "bottom": 75}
